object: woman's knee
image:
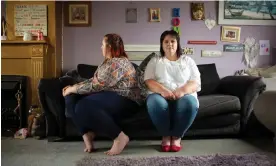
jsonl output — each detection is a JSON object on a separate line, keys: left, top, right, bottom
{"left": 176, "top": 95, "right": 198, "bottom": 112}
{"left": 74, "top": 97, "right": 93, "bottom": 116}
{"left": 64, "top": 95, "right": 79, "bottom": 116}
{"left": 64, "top": 94, "right": 76, "bottom": 104}
{"left": 146, "top": 93, "right": 168, "bottom": 112}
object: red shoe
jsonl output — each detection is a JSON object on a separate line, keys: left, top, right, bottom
{"left": 161, "top": 145, "right": 171, "bottom": 152}
{"left": 171, "top": 145, "right": 182, "bottom": 152}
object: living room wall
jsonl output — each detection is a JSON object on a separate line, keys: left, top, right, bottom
{"left": 6, "top": 1, "right": 276, "bottom": 77}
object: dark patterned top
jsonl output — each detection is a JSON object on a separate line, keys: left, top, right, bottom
{"left": 76, "top": 57, "right": 141, "bottom": 103}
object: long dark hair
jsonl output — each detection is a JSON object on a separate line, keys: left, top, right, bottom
{"left": 160, "top": 30, "right": 182, "bottom": 58}
{"left": 104, "top": 33, "right": 128, "bottom": 58}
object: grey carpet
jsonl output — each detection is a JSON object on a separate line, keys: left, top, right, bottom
{"left": 76, "top": 152, "right": 276, "bottom": 166}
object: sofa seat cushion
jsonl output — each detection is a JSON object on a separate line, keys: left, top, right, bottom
{"left": 192, "top": 113, "right": 240, "bottom": 129}
{"left": 197, "top": 95, "right": 241, "bottom": 118}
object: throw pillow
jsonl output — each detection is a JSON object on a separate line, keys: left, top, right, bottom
{"left": 136, "top": 52, "right": 158, "bottom": 98}
{"left": 197, "top": 63, "right": 220, "bottom": 96}
{"left": 77, "top": 64, "right": 98, "bottom": 79}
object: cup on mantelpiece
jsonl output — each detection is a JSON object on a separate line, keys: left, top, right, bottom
{"left": 23, "top": 31, "right": 33, "bottom": 41}
{"left": 1, "top": 35, "right": 7, "bottom": 40}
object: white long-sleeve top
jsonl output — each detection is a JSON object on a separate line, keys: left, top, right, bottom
{"left": 144, "top": 55, "right": 201, "bottom": 107}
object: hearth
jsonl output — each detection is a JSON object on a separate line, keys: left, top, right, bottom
{"left": 1, "top": 75, "right": 28, "bottom": 136}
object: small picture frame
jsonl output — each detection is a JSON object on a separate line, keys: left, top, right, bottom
{"left": 221, "top": 26, "right": 241, "bottom": 43}
{"left": 126, "top": 8, "right": 137, "bottom": 23}
{"left": 182, "top": 47, "right": 194, "bottom": 55}
{"left": 64, "top": 1, "right": 92, "bottom": 27}
{"left": 149, "top": 8, "right": 161, "bottom": 22}
{"left": 191, "top": 3, "right": 205, "bottom": 20}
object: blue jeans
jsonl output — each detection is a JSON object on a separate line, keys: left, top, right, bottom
{"left": 146, "top": 93, "right": 198, "bottom": 137}
{"left": 64, "top": 91, "right": 138, "bottom": 139}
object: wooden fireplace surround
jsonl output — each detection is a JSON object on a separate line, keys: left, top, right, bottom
{"left": 2, "top": 40, "right": 50, "bottom": 106}
{"left": 1, "top": 1, "right": 63, "bottom": 108}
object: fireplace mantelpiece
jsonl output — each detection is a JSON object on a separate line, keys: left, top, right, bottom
{"left": 124, "top": 45, "right": 159, "bottom": 61}
{"left": 1, "top": 40, "right": 51, "bottom": 106}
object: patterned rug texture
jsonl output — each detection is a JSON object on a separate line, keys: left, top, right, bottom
{"left": 76, "top": 152, "right": 276, "bottom": 166}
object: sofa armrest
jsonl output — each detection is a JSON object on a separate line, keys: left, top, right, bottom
{"left": 38, "top": 78, "right": 66, "bottom": 140}
{"left": 216, "top": 76, "right": 266, "bottom": 132}
{"left": 59, "top": 76, "right": 78, "bottom": 88}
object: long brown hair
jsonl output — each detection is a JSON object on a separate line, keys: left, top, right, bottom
{"left": 104, "top": 34, "right": 128, "bottom": 58}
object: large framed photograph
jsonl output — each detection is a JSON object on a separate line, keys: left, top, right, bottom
{"left": 64, "top": 1, "right": 92, "bottom": 27}
{"left": 218, "top": 1, "right": 276, "bottom": 26}
{"left": 221, "top": 26, "right": 241, "bottom": 43}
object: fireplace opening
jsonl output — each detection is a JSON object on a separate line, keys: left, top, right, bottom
{"left": 1, "top": 75, "right": 28, "bottom": 136}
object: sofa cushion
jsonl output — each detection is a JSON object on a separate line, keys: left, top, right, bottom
{"left": 60, "top": 69, "right": 86, "bottom": 85}
{"left": 197, "top": 95, "right": 241, "bottom": 118}
{"left": 197, "top": 63, "right": 220, "bottom": 96}
{"left": 192, "top": 113, "right": 240, "bottom": 130}
{"left": 77, "top": 64, "right": 98, "bottom": 79}
{"left": 136, "top": 52, "right": 159, "bottom": 98}
{"left": 131, "top": 62, "right": 139, "bottom": 69}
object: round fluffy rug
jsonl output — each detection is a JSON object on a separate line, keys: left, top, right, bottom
{"left": 76, "top": 152, "right": 276, "bottom": 166}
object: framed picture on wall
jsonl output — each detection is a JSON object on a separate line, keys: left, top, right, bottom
{"left": 221, "top": 26, "right": 241, "bottom": 43}
{"left": 218, "top": 1, "right": 276, "bottom": 26}
{"left": 149, "top": 8, "right": 161, "bottom": 22}
{"left": 126, "top": 8, "right": 137, "bottom": 23}
{"left": 64, "top": 1, "right": 92, "bottom": 27}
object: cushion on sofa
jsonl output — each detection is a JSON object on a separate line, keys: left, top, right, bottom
{"left": 60, "top": 69, "right": 85, "bottom": 85}
{"left": 197, "top": 63, "right": 220, "bottom": 96}
{"left": 77, "top": 64, "right": 98, "bottom": 79}
{"left": 197, "top": 95, "right": 241, "bottom": 118}
{"left": 192, "top": 113, "right": 241, "bottom": 129}
{"left": 136, "top": 52, "right": 159, "bottom": 97}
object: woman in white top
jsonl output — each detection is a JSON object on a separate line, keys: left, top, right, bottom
{"left": 144, "top": 30, "right": 201, "bottom": 152}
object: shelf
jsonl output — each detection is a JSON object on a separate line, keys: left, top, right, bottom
{"left": 1, "top": 40, "right": 47, "bottom": 44}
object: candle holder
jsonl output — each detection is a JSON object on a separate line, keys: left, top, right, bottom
{"left": 1, "top": 16, "right": 7, "bottom": 40}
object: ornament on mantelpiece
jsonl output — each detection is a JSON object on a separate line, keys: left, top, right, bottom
{"left": 1, "top": 16, "right": 7, "bottom": 40}
{"left": 37, "top": 30, "right": 44, "bottom": 41}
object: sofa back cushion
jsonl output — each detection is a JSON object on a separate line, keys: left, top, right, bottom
{"left": 75, "top": 61, "right": 220, "bottom": 96}
{"left": 77, "top": 64, "right": 98, "bottom": 79}
{"left": 197, "top": 63, "right": 220, "bottom": 96}
{"left": 136, "top": 52, "right": 159, "bottom": 97}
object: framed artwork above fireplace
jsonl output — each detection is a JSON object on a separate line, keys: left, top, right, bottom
{"left": 64, "top": 1, "right": 92, "bottom": 27}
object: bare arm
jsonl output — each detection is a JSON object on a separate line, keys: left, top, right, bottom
{"left": 177, "top": 80, "right": 199, "bottom": 95}
{"left": 145, "top": 79, "right": 168, "bottom": 94}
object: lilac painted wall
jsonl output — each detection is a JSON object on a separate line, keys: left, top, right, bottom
{"left": 64, "top": 2, "right": 275, "bottom": 77}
